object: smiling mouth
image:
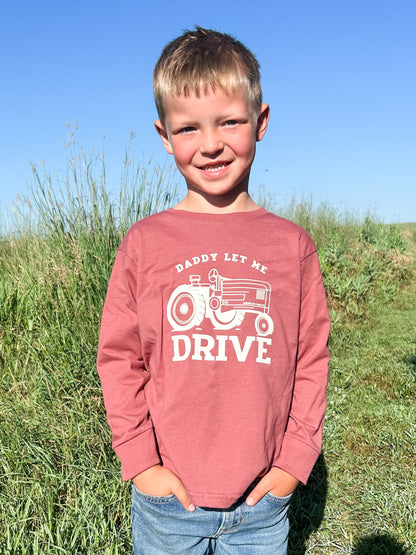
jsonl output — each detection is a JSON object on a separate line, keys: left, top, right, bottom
{"left": 199, "top": 162, "right": 231, "bottom": 172}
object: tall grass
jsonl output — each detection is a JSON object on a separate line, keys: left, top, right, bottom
{"left": 1, "top": 137, "right": 181, "bottom": 356}
{"left": 257, "top": 187, "right": 413, "bottom": 323}
{"left": 0, "top": 143, "right": 414, "bottom": 553}
{"left": 0, "top": 141, "right": 181, "bottom": 554}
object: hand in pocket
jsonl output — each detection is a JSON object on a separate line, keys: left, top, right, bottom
{"left": 132, "top": 465, "right": 196, "bottom": 511}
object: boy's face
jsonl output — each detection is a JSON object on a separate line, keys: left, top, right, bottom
{"left": 155, "top": 87, "right": 269, "bottom": 206}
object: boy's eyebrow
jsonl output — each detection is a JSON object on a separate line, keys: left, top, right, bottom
{"left": 172, "top": 108, "right": 251, "bottom": 124}
{"left": 170, "top": 118, "right": 199, "bottom": 128}
{"left": 221, "top": 111, "right": 250, "bottom": 120}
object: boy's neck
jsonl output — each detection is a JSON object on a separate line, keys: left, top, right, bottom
{"left": 174, "top": 188, "right": 259, "bottom": 214}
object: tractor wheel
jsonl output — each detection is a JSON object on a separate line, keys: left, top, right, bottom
{"left": 255, "top": 314, "right": 274, "bottom": 336}
{"left": 167, "top": 287, "right": 205, "bottom": 331}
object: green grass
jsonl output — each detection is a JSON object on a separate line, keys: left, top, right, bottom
{"left": 300, "top": 282, "right": 416, "bottom": 553}
{"left": 1, "top": 143, "right": 415, "bottom": 553}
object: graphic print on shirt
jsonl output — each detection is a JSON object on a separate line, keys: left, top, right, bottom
{"left": 167, "top": 268, "right": 274, "bottom": 336}
{"left": 167, "top": 252, "right": 274, "bottom": 365}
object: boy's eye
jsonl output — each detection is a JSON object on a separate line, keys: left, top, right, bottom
{"left": 224, "top": 120, "right": 238, "bottom": 126}
{"left": 179, "top": 126, "right": 196, "bottom": 133}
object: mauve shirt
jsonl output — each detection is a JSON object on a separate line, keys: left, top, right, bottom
{"left": 97, "top": 208, "right": 330, "bottom": 508}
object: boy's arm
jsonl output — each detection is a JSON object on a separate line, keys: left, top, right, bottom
{"left": 96, "top": 245, "right": 161, "bottom": 481}
{"left": 274, "top": 247, "right": 330, "bottom": 483}
{"left": 248, "top": 246, "right": 330, "bottom": 505}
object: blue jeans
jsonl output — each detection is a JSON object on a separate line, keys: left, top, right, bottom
{"left": 131, "top": 484, "right": 292, "bottom": 554}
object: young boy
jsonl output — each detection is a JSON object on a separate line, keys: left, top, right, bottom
{"left": 97, "top": 27, "right": 330, "bottom": 554}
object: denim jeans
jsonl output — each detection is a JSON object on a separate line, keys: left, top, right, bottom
{"left": 131, "top": 484, "right": 292, "bottom": 554}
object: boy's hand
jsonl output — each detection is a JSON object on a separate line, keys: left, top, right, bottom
{"left": 246, "top": 467, "right": 299, "bottom": 506}
{"left": 132, "top": 465, "right": 196, "bottom": 512}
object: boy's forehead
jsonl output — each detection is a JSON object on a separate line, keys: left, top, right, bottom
{"left": 163, "top": 84, "right": 250, "bottom": 109}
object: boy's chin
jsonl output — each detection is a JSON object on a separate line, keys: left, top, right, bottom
{"left": 179, "top": 186, "right": 256, "bottom": 213}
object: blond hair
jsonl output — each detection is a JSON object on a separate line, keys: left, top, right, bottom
{"left": 153, "top": 26, "right": 262, "bottom": 125}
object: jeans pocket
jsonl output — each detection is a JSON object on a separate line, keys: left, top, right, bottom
{"left": 132, "top": 483, "right": 177, "bottom": 504}
{"left": 264, "top": 491, "right": 293, "bottom": 506}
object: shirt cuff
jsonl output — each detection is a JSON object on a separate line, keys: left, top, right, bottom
{"left": 273, "top": 434, "right": 320, "bottom": 485}
{"left": 114, "top": 427, "right": 162, "bottom": 481}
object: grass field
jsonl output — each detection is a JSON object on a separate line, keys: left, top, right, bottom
{"left": 0, "top": 149, "right": 415, "bottom": 554}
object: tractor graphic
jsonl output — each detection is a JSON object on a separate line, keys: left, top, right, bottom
{"left": 167, "top": 268, "right": 273, "bottom": 336}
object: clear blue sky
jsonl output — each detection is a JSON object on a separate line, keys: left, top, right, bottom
{"left": 1, "top": 0, "right": 415, "bottom": 224}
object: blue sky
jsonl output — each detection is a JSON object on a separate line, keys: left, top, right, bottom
{"left": 1, "top": 0, "right": 415, "bottom": 224}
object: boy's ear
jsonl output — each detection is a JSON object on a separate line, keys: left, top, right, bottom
{"left": 154, "top": 120, "right": 174, "bottom": 154}
{"left": 256, "top": 104, "right": 270, "bottom": 142}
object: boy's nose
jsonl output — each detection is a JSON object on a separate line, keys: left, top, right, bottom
{"left": 199, "top": 131, "right": 224, "bottom": 156}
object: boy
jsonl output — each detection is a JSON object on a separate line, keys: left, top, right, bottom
{"left": 97, "top": 26, "right": 330, "bottom": 554}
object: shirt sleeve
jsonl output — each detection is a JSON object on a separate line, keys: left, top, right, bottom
{"left": 96, "top": 243, "right": 161, "bottom": 481}
{"left": 273, "top": 242, "right": 330, "bottom": 484}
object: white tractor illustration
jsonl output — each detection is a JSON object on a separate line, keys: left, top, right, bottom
{"left": 167, "top": 268, "right": 274, "bottom": 336}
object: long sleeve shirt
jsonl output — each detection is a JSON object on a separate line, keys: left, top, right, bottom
{"left": 97, "top": 207, "right": 330, "bottom": 508}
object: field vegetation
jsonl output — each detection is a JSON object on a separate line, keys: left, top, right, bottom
{"left": 1, "top": 143, "right": 415, "bottom": 553}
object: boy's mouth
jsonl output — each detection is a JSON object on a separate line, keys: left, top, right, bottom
{"left": 199, "top": 162, "right": 231, "bottom": 172}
